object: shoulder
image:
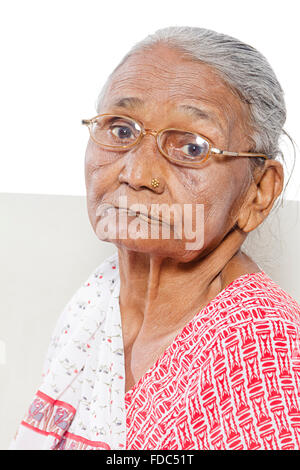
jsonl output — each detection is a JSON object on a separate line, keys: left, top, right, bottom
{"left": 199, "top": 270, "right": 300, "bottom": 393}
{"left": 193, "top": 272, "right": 300, "bottom": 449}
{"left": 42, "top": 251, "right": 119, "bottom": 376}
{"left": 216, "top": 271, "right": 300, "bottom": 327}
{"left": 209, "top": 271, "right": 300, "bottom": 357}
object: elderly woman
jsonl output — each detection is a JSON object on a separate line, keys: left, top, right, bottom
{"left": 10, "top": 27, "right": 300, "bottom": 450}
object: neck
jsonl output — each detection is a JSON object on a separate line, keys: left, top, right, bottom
{"left": 118, "top": 227, "right": 258, "bottom": 343}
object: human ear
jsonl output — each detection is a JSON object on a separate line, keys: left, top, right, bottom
{"left": 237, "top": 160, "right": 284, "bottom": 233}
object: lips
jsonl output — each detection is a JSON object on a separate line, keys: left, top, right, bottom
{"left": 95, "top": 202, "right": 171, "bottom": 227}
{"left": 95, "top": 203, "right": 114, "bottom": 218}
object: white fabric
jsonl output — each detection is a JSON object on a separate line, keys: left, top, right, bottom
{"left": 10, "top": 252, "right": 126, "bottom": 450}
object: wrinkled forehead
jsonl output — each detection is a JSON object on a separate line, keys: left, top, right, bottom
{"left": 100, "top": 45, "right": 249, "bottom": 128}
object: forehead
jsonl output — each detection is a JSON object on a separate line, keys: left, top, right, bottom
{"left": 101, "top": 44, "right": 248, "bottom": 131}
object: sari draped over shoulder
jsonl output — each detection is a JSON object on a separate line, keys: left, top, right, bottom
{"left": 10, "top": 252, "right": 125, "bottom": 450}
{"left": 10, "top": 252, "right": 300, "bottom": 450}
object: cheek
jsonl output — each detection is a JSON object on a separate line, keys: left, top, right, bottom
{"left": 172, "top": 164, "right": 231, "bottom": 203}
{"left": 204, "top": 168, "right": 250, "bottom": 240}
{"left": 85, "top": 142, "right": 120, "bottom": 225}
{"left": 85, "top": 140, "right": 120, "bottom": 182}
{"left": 85, "top": 141, "right": 118, "bottom": 190}
{"left": 172, "top": 165, "right": 248, "bottom": 243}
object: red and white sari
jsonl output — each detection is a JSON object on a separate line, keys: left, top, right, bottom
{"left": 10, "top": 252, "right": 300, "bottom": 450}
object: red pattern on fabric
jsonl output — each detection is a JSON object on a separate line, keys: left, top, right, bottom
{"left": 22, "top": 390, "right": 76, "bottom": 439}
{"left": 52, "top": 432, "right": 111, "bottom": 450}
{"left": 125, "top": 272, "right": 300, "bottom": 450}
{"left": 21, "top": 391, "right": 112, "bottom": 450}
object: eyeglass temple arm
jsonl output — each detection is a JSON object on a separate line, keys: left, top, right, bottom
{"left": 82, "top": 119, "right": 92, "bottom": 126}
{"left": 211, "top": 147, "right": 269, "bottom": 159}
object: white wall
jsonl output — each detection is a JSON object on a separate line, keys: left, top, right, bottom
{"left": 0, "top": 0, "right": 299, "bottom": 199}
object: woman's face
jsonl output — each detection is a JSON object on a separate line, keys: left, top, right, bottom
{"left": 85, "top": 44, "right": 256, "bottom": 262}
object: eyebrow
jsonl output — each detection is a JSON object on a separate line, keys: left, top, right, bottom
{"left": 111, "top": 97, "right": 217, "bottom": 125}
{"left": 112, "top": 97, "right": 144, "bottom": 109}
{"left": 178, "top": 104, "right": 211, "bottom": 120}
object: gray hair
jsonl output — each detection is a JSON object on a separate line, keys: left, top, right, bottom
{"left": 97, "top": 26, "right": 295, "bottom": 198}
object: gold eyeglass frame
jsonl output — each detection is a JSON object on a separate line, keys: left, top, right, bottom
{"left": 82, "top": 113, "right": 269, "bottom": 167}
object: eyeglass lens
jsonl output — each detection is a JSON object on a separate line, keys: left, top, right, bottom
{"left": 89, "top": 115, "right": 210, "bottom": 163}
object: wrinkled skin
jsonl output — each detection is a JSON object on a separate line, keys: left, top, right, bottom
{"left": 84, "top": 43, "right": 284, "bottom": 392}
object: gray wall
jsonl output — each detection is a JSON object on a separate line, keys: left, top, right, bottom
{"left": 0, "top": 193, "right": 299, "bottom": 449}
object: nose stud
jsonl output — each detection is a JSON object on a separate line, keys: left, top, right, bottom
{"left": 151, "top": 177, "right": 160, "bottom": 188}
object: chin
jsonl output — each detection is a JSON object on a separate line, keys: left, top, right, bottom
{"left": 94, "top": 216, "right": 205, "bottom": 261}
{"left": 99, "top": 236, "right": 204, "bottom": 262}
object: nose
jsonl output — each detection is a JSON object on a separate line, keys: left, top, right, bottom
{"left": 118, "top": 132, "right": 165, "bottom": 193}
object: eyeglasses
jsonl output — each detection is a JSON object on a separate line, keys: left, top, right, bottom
{"left": 82, "top": 113, "right": 269, "bottom": 168}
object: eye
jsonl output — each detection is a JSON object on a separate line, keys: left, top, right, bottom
{"left": 181, "top": 143, "right": 207, "bottom": 158}
{"left": 111, "top": 125, "right": 134, "bottom": 140}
